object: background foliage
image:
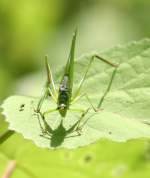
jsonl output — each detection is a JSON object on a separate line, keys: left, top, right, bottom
{"left": 0, "top": 0, "right": 150, "bottom": 177}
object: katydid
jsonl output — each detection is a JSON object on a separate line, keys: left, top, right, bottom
{"left": 35, "top": 30, "right": 118, "bottom": 136}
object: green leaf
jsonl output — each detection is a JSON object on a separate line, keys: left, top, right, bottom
{"left": 1, "top": 134, "right": 150, "bottom": 178}
{"left": 2, "top": 39, "right": 150, "bottom": 149}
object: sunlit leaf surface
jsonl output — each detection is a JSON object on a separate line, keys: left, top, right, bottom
{"left": 2, "top": 39, "right": 150, "bottom": 149}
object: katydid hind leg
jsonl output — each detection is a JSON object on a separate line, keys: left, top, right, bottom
{"left": 72, "top": 67, "right": 117, "bottom": 112}
{"left": 76, "top": 64, "right": 118, "bottom": 110}
{"left": 36, "top": 55, "right": 58, "bottom": 130}
{"left": 97, "top": 66, "right": 117, "bottom": 109}
{"left": 87, "top": 54, "right": 118, "bottom": 109}
{"left": 35, "top": 56, "right": 58, "bottom": 135}
{"left": 36, "top": 111, "right": 49, "bottom": 135}
{"left": 36, "top": 56, "right": 57, "bottom": 113}
{"left": 72, "top": 54, "right": 118, "bottom": 103}
{"left": 36, "top": 85, "right": 49, "bottom": 114}
{"left": 94, "top": 54, "right": 118, "bottom": 68}
{"left": 70, "top": 55, "right": 118, "bottom": 132}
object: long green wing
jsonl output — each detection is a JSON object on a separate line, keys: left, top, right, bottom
{"left": 63, "top": 29, "right": 77, "bottom": 97}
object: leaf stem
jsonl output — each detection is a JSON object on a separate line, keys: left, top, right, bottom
{"left": 1, "top": 160, "right": 17, "bottom": 178}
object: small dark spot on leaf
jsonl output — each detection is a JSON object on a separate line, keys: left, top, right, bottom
{"left": 84, "top": 154, "right": 93, "bottom": 163}
{"left": 19, "top": 104, "right": 25, "bottom": 112}
{"left": 109, "top": 131, "right": 112, "bottom": 135}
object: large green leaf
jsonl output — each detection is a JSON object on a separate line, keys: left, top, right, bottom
{"left": 1, "top": 39, "right": 150, "bottom": 149}
{"left": 1, "top": 134, "right": 150, "bottom": 178}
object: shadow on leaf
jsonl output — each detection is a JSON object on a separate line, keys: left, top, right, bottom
{"left": 40, "top": 119, "right": 81, "bottom": 148}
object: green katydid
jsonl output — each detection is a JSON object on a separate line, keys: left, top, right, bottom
{"left": 35, "top": 30, "right": 118, "bottom": 136}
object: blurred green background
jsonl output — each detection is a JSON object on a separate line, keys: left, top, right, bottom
{"left": 0, "top": 0, "right": 150, "bottom": 177}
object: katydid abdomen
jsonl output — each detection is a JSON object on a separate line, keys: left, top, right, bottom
{"left": 57, "top": 75, "right": 70, "bottom": 117}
